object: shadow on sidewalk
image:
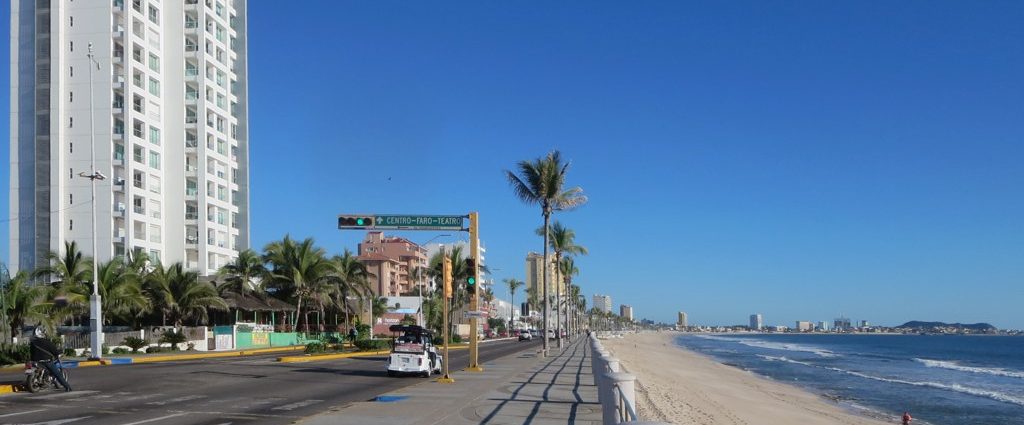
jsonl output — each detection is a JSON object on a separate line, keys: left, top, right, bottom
{"left": 478, "top": 338, "right": 599, "bottom": 425}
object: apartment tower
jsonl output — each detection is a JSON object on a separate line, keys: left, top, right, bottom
{"left": 10, "top": 0, "right": 250, "bottom": 275}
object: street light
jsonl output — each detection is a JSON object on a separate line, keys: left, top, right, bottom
{"left": 85, "top": 42, "right": 105, "bottom": 360}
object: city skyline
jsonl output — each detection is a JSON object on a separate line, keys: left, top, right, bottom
{"left": 3, "top": 2, "right": 1022, "bottom": 328}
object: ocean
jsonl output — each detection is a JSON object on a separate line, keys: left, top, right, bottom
{"left": 673, "top": 333, "right": 1024, "bottom": 425}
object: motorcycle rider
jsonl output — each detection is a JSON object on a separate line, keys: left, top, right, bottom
{"left": 29, "top": 328, "right": 72, "bottom": 392}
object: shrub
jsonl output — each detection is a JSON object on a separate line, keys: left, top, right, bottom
{"left": 111, "top": 347, "right": 130, "bottom": 354}
{"left": 146, "top": 346, "right": 162, "bottom": 354}
{"left": 122, "top": 336, "right": 148, "bottom": 353}
{"left": 187, "top": 342, "right": 196, "bottom": 351}
{"left": 305, "top": 341, "right": 327, "bottom": 354}
{"left": 159, "top": 330, "right": 187, "bottom": 350}
{"left": 451, "top": 335, "right": 462, "bottom": 344}
{"left": 102, "top": 345, "right": 110, "bottom": 355}
{"left": 354, "top": 339, "right": 391, "bottom": 352}
{"left": 63, "top": 348, "right": 77, "bottom": 357}
{"left": 0, "top": 344, "right": 30, "bottom": 366}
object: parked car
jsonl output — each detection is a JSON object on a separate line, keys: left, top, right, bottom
{"left": 530, "top": 329, "right": 540, "bottom": 339}
{"left": 518, "top": 331, "right": 533, "bottom": 341}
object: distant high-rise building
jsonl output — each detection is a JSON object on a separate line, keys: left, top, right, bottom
{"left": 859, "top": 320, "right": 870, "bottom": 328}
{"left": 834, "top": 316, "right": 852, "bottom": 331}
{"left": 619, "top": 304, "right": 633, "bottom": 321}
{"left": 818, "top": 321, "right": 829, "bottom": 331}
{"left": 592, "top": 294, "right": 612, "bottom": 313}
{"left": 749, "top": 314, "right": 764, "bottom": 330}
{"left": 525, "top": 252, "right": 559, "bottom": 300}
{"left": 796, "top": 321, "right": 813, "bottom": 332}
{"left": 677, "top": 311, "right": 688, "bottom": 328}
{"left": 9, "top": 0, "right": 251, "bottom": 276}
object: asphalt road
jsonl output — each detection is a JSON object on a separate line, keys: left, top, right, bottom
{"left": 0, "top": 339, "right": 541, "bottom": 425}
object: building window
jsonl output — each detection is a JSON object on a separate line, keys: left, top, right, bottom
{"left": 69, "top": 66, "right": 73, "bottom": 77}
{"left": 69, "top": 91, "right": 73, "bottom": 102}
{"left": 147, "top": 5, "right": 160, "bottom": 24}
{"left": 148, "top": 53, "right": 160, "bottom": 72}
{"left": 149, "top": 174, "right": 161, "bottom": 194}
{"left": 69, "top": 117, "right": 73, "bottom": 128}
{"left": 69, "top": 193, "right": 73, "bottom": 204}
{"left": 149, "top": 224, "right": 161, "bottom": 243}
{"left": 133, "top": 145, "right": 145, "bottom": 163}
{"left": 150, "top": 199, "right": 161, "bottom": 219}
{"left": 148, "top": 78, "right": 160, "bottom": 96}
{"left": 69, "top": 219, "right": 73, "bottom": 230}
{"left": 149, "top": 126, "right": 160, "bottom": 145}
{"left": 149, "top": 151, "right": 161, "bottom": 170}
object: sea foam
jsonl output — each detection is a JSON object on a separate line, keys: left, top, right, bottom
{"left": 913, "top": 358, "right": 1024, "bottom": 379}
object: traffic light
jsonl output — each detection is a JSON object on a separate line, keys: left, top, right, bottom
{"left": 465, "top": 258, "right": 477, "bottom": 294}
{"left": 338, "top": 215, "right": 374, "bottom": 229}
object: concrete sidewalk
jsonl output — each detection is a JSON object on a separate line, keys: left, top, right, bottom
{"left": 300, "top": 337, "right": 600, "bottom": 425}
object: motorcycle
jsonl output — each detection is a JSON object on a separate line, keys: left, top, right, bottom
{"left": 24, "top": 356, "right": 69, "bottom": 393}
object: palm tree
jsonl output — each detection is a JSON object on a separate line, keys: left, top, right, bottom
{"left": 149, "top": 263, "right": 227, "bottom": 327}
{"left": 332, "top": 249, "right": 370, "bottom": 331}
{"left": 504, "top": 278, "right": 524, "bottom": 328}
{"left": 262, "top": 236, "right": 335, "bottom": 331}
{"left": 426, "top": 246, "right": 469, "bottom": 334}
{"left": 2, "top": 271, "right": 50, "bottom": 338}
{"left": 538, "top": 221, "right": 587, "bottom": 345}
{"left": 559, "top": 257, "right": 580, "bottom": 336}
{"left": 217, "top": 249, "right": 266, "bottom": 298}
{"left": 94, "top": 258, "right": 150, "bottom": 325}
{"left": 506, "top": 150, "right": 587, "bottom": 356}
{"left": 32, "top": 241, "right": 93, "bottom": 324}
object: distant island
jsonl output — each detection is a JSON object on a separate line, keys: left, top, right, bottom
{"left": 895, "top": 321, "right": 998, "bottom": 334}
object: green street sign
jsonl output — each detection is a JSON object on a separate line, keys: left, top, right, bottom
{"left": 338, "top": 214, "right": 465, "bottom": 231}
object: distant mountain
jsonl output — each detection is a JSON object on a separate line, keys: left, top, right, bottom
{"left": 897, "top": 321, "right": 996, "bottom": 331}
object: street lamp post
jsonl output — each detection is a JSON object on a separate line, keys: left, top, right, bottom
{"left": 83, "top": 43, "right": 106, "bottom": 360}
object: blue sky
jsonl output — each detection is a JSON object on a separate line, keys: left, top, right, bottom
{"left": 3, "top": 2, "right": 1023, "bottom": 328}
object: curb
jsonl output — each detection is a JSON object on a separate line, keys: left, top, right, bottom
{"left": 0, "top": 383, "right": 16, "bottom": 394}
{"left": 277, "top": 344, "right": 472, "bottom": 363}
{"left": 1, "top": 345, "right": 308, "bottom": 372}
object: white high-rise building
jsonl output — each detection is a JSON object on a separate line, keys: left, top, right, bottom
{"left": 749, "top": 313, "right": 763, "bottom": 330}
{"left": 10, "top": 0, "right": 250, "bottom": 276}
{"left": 592, "top": 294, "right": 612, "bottom": 314}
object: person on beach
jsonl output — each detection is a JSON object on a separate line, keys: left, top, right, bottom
{"left": 902, "top": 411, "right": 912, "bottom": 424}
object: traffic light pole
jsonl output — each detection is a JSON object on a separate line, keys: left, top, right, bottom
{"left": 438, "top": 248, "right": 454, "bottom": 383}
{"left": 467, "top": 212, "right": 483, "bottom": 372}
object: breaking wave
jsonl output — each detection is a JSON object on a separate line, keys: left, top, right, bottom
{"left": 914, "top": 358, "right": 1024, "bottom": 379}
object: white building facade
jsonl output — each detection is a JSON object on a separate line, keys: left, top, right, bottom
{"left": 10, "top": 0, "right": 250, "bottom": 276}
{"left": 749, "top": 314, "right": 763, "bottom": 330}
{"left": 592, "top": 294, "right": 612, "bottom": 314}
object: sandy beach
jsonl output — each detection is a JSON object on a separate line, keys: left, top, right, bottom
{"left": 601, "top": 332, "right": 896, "bottom": 425}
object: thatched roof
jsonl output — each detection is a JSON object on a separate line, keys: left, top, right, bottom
{"left": 223, "top": 293, "right": 296, "bottom": 312}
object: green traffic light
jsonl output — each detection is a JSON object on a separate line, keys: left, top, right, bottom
{"left": 467, "top": 277, "right": 476, "bottom": 285}
{"left": 356, "top": 218, "right": 365, "bottom": 226}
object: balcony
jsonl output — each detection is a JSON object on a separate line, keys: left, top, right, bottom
{"left": 113, "top": 25, "right": 125, "bottom": 40}
{"left": 114, "top": 202, "right": 126, "bottom": 218}
{"left": 113, "top": 177, "right": 125, "bottom": 192}
{"left": 113, "top": 0, "right": 124, "bottom": 14}
{"left": 186, "top": 235, "right": 199, "bottom": 246}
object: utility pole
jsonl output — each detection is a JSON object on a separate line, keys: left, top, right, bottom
{"left": 84, "top": 43, "right": 106, "bottom": 360}
{"left": 467, "top": 212, "right": 482, "bottom": 371}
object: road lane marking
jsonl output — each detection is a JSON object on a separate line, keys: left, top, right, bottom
{"left": 21, "top": 416, "right": 93, "bottom": 425}
{"left": 0, "top": 409, "right": 46, "bottom": 418}
{"left": 29, "top": 391, "right": 99, "bottom": 400}
{"left": 101, "top": 393, "right": 164, "bottom": 403}
{"left": 116, "top": 412, "right": 188, "bottom": 425}
{"left": 271, "top": 399, "right": 323, "bottom": 411}
{"left": 145, "top": 394, "right": 206, "bottom": 405}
